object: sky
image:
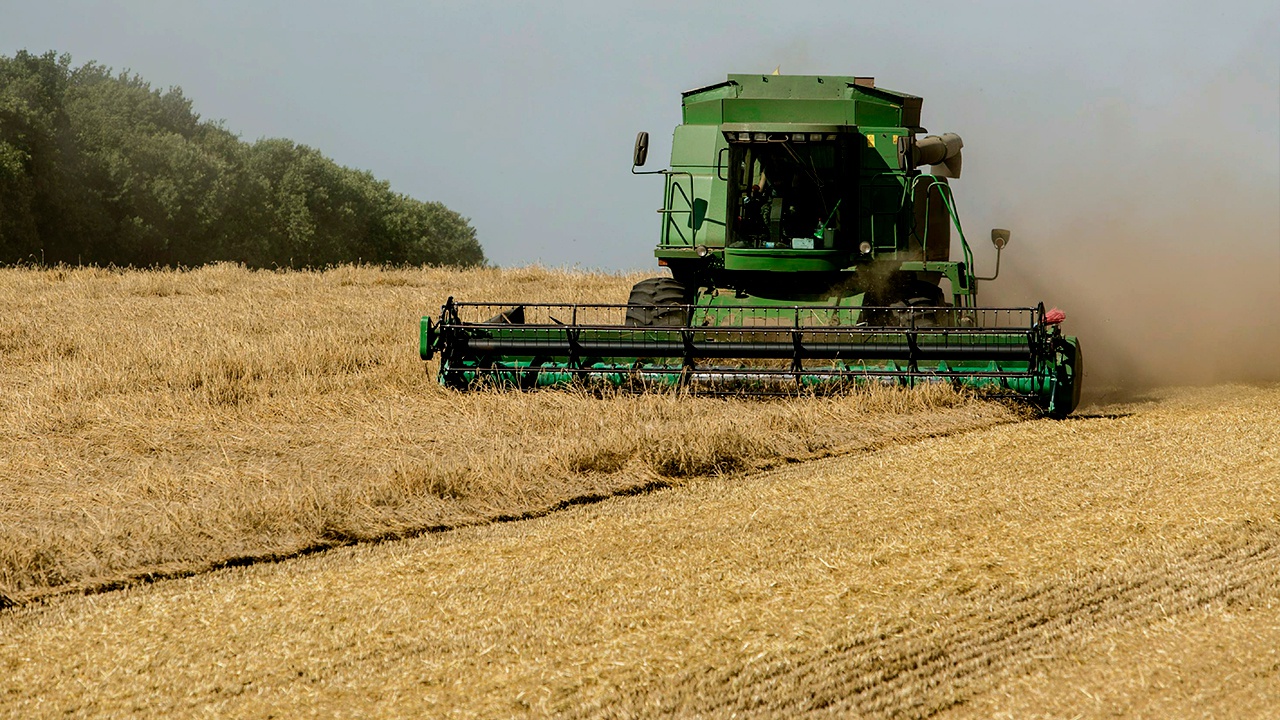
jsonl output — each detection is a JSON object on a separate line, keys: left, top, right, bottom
{"left": 4, "top": 1, "right": 1276, "bottom": 271}
{"left": 5, "top": 1, "right": 1280, "bottom": 391}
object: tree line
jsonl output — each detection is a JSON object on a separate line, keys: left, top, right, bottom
{"left": 0, "top": 51, "right": 485, "bottom": 268}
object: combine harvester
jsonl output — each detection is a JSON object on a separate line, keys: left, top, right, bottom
{"left": 421, "top": 73, "right": 1082, "bottom": 416}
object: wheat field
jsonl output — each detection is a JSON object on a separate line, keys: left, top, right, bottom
{"left": 0, "top": 265, "right": 1015, "bottom": 605}
{"left": 1, "top": 384, "right": 1276, "bottom": 717}
{"left": 5, "top": 265, "right": 1278, "bottom": 717}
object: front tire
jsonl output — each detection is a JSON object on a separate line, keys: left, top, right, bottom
{"left": 625, "top": 278, "right": 690, "bottom": 327}
{"left": 890, "top": 297, "right": 944, "bottom": 327}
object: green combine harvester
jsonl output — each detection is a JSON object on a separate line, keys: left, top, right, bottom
{"left": 421, "top": 73, "right": 1083, "bottom": 416}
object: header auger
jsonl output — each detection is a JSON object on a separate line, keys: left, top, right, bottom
{"left": 421, "top": 73, "right": 1083, "bottom": 416}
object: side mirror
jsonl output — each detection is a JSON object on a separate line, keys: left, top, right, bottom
{"left": 633, "top": 131, "right": 649, "bottom": 167}
{"left": 977, "top": 229, "right": 1010, "bottom": 282}
{"left": 991, "top": 228, "right": 1011, "bottom": 250}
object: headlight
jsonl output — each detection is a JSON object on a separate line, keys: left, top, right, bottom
{"left": 695, "top": 245, "right": 709, "bottom": 257}
{"left": 859, "top": 241, "right": 873, "bottom": 255}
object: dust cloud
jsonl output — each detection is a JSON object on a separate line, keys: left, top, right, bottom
{"left": 988, "top": 190, "right": 1279, "bottom": 400}
{"left": 979, "top": 39, "right": 1279, "bottom": 400}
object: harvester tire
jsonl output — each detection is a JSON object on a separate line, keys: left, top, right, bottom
{"left": 625, "top": 278, "right": 690, "bottom": 327}
{"left": 890, "top": 297, "right": 943, "bottom": 327}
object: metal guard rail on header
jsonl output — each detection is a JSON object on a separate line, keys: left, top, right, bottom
{"left": 420, "top": 299, "right": 1079, "bottom": 414}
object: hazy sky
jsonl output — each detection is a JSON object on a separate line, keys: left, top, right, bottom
{"left": 3, "top": 1, "right": 1277, "bottom": 273}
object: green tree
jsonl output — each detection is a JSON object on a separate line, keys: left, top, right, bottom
{"left": 0, "top": 51, "right": 485, "bottom": 268}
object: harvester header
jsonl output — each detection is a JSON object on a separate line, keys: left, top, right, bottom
{"left": 421, "top": 73, "right": 1083, "bottom": 416}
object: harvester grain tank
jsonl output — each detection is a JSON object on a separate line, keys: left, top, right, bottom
{"left": 421, "top": 74, "right": 1083, "bottom": 416}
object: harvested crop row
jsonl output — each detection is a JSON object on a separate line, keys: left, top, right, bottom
{"left": 1, "top": 385, "right": 1276, "bottom": 717}
{"left": 603, "top": 519, "right": 1280, "bottom": 718}
{"left": 0, "top": 265, "right": 1015, "bottom": 603}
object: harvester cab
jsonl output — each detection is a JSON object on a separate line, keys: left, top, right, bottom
{"left": 421, "top": 74, "right": 1083, "bottom": 416}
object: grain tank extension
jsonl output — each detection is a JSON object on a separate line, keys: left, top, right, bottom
{"left": 421, "top": 74, "right": 1083, "bottom": 416}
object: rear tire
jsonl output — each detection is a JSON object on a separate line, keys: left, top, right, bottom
{"left": 625, "top": 277, "right": 690, "bottom": 327}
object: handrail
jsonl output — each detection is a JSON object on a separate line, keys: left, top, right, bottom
{"left": 664, "top": 172, "right": 698, "bottom": 246}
